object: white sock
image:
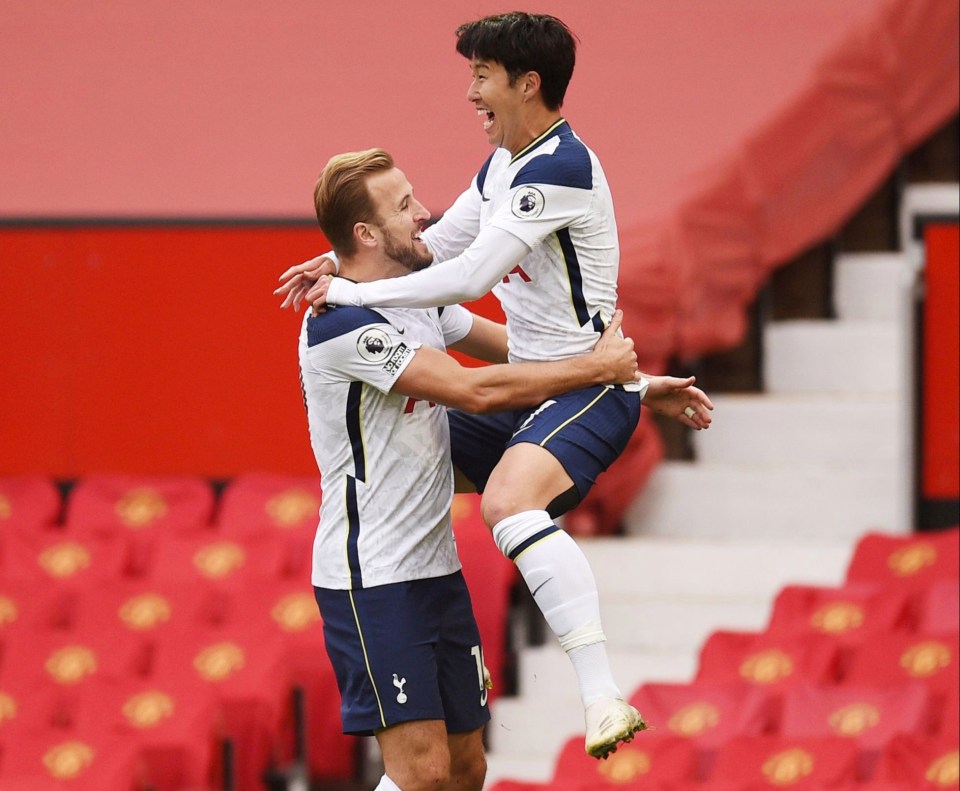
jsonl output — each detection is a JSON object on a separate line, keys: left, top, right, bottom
{"left": 492, "top": 510, "right": 622, "bottom": 706}
{"left": 374, "top": 775, "right": 402, "bottom": 791}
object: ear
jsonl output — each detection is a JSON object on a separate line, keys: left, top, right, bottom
{"left": 354, "top": 221, "right": 378, "bottom": 249}
{"left": 521, "top": 71, "right": 542, "bottom": 101}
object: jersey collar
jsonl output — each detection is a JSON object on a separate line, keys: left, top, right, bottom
{"left": 510, "top": 118, "right": 569, "bottom": 164}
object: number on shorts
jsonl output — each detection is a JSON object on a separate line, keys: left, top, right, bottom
{"left": 471, "top": 645, "right": 488, "bottom": 707}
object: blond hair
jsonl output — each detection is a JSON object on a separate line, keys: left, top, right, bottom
{"left": 313, "top": 148, "right": 395, "bottom": 256}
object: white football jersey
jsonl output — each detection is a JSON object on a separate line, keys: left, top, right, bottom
{"left": 299, "top": 302, "right": 473, "bottom": 589}
{"left": 470, "top": 120, "right": 619, "bottom": 363}
{"left": 325, "top": 120, "right": 623, "bottom": 368}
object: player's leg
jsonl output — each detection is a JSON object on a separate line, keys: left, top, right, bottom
{"left": 479, "top": 387, "right": 646, "bottom": 758}
{"left": 447, "top": 728, "right": 487, "bottom": 791}
{"left": 314, "top": 579, "right": 470, "bottom": 782}
{"left": 435, "top": 571, "right": 490, "bottom": 790}
{"left": 375, "top": 719, "right": 452, "bottom": 791}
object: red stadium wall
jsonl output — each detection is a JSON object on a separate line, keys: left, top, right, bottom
{"left": 0, "top": 224, "right": 506, "bottom": 478}
{"left": 1, "top": 225, "right": 324, "bottom": 477}
{"left": 919, "top": 222, "right": 960, "bottom": 527}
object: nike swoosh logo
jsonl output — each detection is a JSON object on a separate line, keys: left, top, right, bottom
{"left": 481, "top": 195, "right": 491, "bottom": 202}
{"left": 531, "top": 578, "right": 553, "bottom": 597}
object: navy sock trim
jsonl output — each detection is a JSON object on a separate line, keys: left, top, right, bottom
{"left": 508, "top": 525, "right": 561, "bottom": 561}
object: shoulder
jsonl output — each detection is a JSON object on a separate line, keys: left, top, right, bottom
{"left": 306, "top": 306, "right": 388, "bottom": 348}
{"left": 512, "top": 129, "right": 592, "bottom": 191}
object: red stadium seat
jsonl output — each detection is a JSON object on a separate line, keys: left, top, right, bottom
{"left": 843, "top": 633, "right": 959, "bottom": 710}
{"left": 767, "top": 583, "right": 912, "bottom": 646}
{"left": 451, "top": 493, "right": 518, "bottom": 700}
{"left": 0, "top": 628, "right": 149, "bottom": 712}
{"left": 72, "top": 676, "right": 218, "bottom": 791}
{"left": 151, "top": 629, "right": 292, "bottom": 791}
{"left": 221, "top": 578, "right": 358, "bottom": 781}
{"left": 0, "top": 579, "right": 73, "bottom": 636}
{"left": 846, "top": 529, "right": 960, "bottom": 591}
{"left": 0, "top": 683, "right": 65, "bottom": 734}
{"left": 1, "top": 626, "right": 148, "bottom": 685}
{"left": 780, "top": 682, "right": 931, "bottom": 777}
{"left": 66, "top": 474, "right": 214, "bottom": 535}
{"left": 696, "top": 631, "right": 841, "bottom": 695}
{"left": 549, "top": 732, "right": 699, "bottom": 788}
{"left": 0, "top": 728, "right": 142, "bottom": 790}
{"left": 66, "top": 474, "right": 215, "bottom": 573}
{"left": 0, "top": 475, "right": 61, "bottom": 532}
{"left": 70, "top": 579, "right": 228, "bottom": 676}
{"left": 216, "top": 472, "right": 321, "bottom": 579}
{"left": 915, "top": 579, "right": 960, "bottom": 635}
{"left": 937, "top": 678, "right": 959, "bottom": 742}
{"left": 710, "top": 736, "right": 860, "bottom": 788}
{"left": 628, "top": 681, "right": 773, "bottom": 778}
{"left": 875, "top": 734, "right": 959, "bottom": 790}
{"left": 144, "top": 531, "right": 288, "bottom": 585}
{"left": 830, "top": 785, "right": 911, "bottom": 791}
{"left": 1, "top": 531, "right": 130, "bottom": 586}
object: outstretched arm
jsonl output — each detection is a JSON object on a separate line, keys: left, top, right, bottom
{"left": 307, "top": 225, "right": 530, "bottom": 311}
{"left": 396, "top": 311, "right": 638, "bottom": 413}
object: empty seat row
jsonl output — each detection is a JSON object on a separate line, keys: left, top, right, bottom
{"left": 487, "top": 527, "right": 959, "bottom": 790}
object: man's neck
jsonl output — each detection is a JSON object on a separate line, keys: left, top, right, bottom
{"left": 507, "top": 109, "right": 564, "bottom": 158}
{"left": 338, "top": 255, "right": 408, "bottom": 283}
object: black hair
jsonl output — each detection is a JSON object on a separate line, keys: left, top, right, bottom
{"left": 455, "top": 12, "right": 577, "bottom": 110}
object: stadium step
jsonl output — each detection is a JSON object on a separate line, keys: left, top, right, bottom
{"left": 833, "top": 252, "right": 912, "bottom": 322}
{"left": 623, "top": 460, "right": 906, "bottom": 540}
{"left": 762, "top": 319, "right": 904, "bottom": 395}
{"left": 689, "top": 392, "right": 901, "bottom": 466}
{"left": 581, "top": 535, "right": 852, "bottom": 600}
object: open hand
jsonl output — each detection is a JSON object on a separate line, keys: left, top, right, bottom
{"left": 273, "top": 255, "right": 337, "bottom": 311}
{"left": 643, "top": 375, "right": 714, "bottom": 429}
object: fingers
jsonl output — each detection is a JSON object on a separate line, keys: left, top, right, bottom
{"left": 281, "top": 282, "right": 310, "bottom": 312}
{"left": 278, "top": 257, "right": 324, "bottom": 281}
{"left": 304, "top": 279, "right": 327, "bottom": 305}
{"left": 681, "top": 401, "right": 713, "bottom": 430}
{"left": 603, "top": 309, "right": 623, "bottom": 336}
{"left": 690, "top": 386, "right": 715, "bottom": 411}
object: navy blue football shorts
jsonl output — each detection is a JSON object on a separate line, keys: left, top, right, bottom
{"left": 313, "top": 571, "right": 491, "bottom": 736}
{"left": 449, "top": 384, "right": 642, "bottom": 503}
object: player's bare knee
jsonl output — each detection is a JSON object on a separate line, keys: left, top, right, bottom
{"left": 449, "top": 746, "right": 486, "bottom": 791}
{"left": 480, "top": 489, "right": 523, "bottom": 529}
{"left": 395, "top": 757, "right": 451, "bottom": 791}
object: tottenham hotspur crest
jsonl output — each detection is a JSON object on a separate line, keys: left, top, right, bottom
{"left": 392, "top": 674, "right": 408, "bottom": 704}
{"left": 511, "top": 186, "right": 545, "bottom": 219}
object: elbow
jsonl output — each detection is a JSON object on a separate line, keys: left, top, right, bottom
{"left": 452, "top": 384, "right": 504, "bottom": 414}
{"left": 459, "top": 390, "right": 498, "bottom": 414}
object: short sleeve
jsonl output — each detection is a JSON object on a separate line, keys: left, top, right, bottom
{"left": 302, "top": 308, "right": 421, "bottom": 394}
{"left": 438, "top": 305, "right": 475, "bottom": 347}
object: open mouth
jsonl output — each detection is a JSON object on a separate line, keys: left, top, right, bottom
{"left": 477, "top": 107, "right": 495, "bottom": 131}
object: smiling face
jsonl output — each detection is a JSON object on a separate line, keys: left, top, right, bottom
{"left": 467, "top": 58, "right": 531, "bottom": 155}
{"left": 365, "top": 167, "right": 433, "bottom": 272}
